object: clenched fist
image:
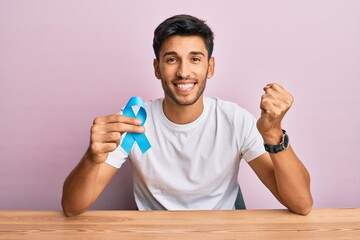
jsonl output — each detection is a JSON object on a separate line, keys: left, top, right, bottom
{"left": 257, "top": 83, "right": 294, "bottom": 144}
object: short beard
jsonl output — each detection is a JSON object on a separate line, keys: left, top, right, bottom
{"left": 161, "top": 76, "right": 207, "bottom": 106}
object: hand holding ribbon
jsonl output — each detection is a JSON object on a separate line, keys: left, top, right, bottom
{"left": 120, "top": 96, "right": 151, "bottom": 154}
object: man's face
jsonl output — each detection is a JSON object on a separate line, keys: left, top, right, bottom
{"left": 154, "top": 35, "right": 214, "bottom": 106}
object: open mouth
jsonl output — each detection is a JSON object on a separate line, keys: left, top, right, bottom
{"left": 173, "top": 82, "right": 196, "bottom": 92}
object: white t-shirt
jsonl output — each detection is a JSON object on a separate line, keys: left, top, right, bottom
{"left": 106, "top": 97, "right": 266, "bottom": 210}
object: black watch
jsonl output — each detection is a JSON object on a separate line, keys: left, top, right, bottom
{"left": 264, "top": 130, "right": 289, "bottom": 153}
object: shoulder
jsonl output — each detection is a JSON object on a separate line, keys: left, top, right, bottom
{"left": 144, "top": 98, "right": 160, "bottom": 107}
{"left": 144, "top": 98, "right": 162, "bottom": 111}
{"left": 205, "top": 97, "right": 254, "bottom": 119}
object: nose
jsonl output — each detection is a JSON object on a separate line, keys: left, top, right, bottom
{"left": 176, "top": 62, "right": 191, "bottom": 79}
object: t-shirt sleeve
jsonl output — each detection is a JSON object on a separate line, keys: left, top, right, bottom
{"left": 236, "top": 108, "right": 266, "bottom": 163}
{"left": 104, "top": 110, "right": 129, "bottom": 168}
{"left": 105, "top": 142, "right": 129, "bottom": 168}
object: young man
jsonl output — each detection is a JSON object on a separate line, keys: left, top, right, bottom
{"left": 61, "top": 14, "right": 313, "bottom": 216}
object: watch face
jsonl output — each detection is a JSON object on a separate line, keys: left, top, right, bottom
{"left": 283, "top": 133, "right": 290, "bottom": 149}
{"left": 264, "top": 130, "right": 289, "bottom": 153}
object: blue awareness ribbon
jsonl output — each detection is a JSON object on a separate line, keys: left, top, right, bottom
{"left": 120, "top": 96, "right": 151, "bottom": 154}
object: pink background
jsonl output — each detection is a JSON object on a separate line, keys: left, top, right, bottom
{"left": 1, "top": 0, "right": 359, "bottom": 210}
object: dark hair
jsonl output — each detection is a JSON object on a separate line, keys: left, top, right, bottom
{"left": 153, "top": 14, "right": 214, "bottom": 60}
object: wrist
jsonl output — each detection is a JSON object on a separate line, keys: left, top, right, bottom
{"left": 263, "top": 129, "right": 290, "bottom": 153}
{"left": 261, "top": 128, "right": 284, "bottom": 145}
{"left": 84, "top": 147, "right": 106, "bottom": 165}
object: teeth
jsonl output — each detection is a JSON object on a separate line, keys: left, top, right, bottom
{"left": 176, "top": 83, "right": 194, "bottom": 89}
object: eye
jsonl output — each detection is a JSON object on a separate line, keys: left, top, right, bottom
{"left": 166, "top": 57, "right": 177, "bottom": 64}
{"left": 191, "top": 57, "right": 201, "bottom": 63}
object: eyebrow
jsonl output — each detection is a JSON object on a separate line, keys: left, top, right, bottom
{"left": 162, "top": 51, "right": 205, "bottom": 57}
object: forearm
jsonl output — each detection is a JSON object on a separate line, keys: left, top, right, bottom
{"left": 61, "top": 114, "right": 137, "bottom": 216}
{"left": 270, "top": 146, "right": 313, "bottom": 215}
{"left": 256, "top": 83, "right": 312, "bottom": 214}
{"left": 61, "top": 154, "right": 101, "bottom": 217}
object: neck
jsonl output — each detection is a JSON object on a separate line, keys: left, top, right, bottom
{"left": 162, "top": 96, "right": 204, "bottom": 124}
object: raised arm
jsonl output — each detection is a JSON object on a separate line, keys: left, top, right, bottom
{"left": 61, "top": 115, "right": 144, "bottom": 217}
{"left": 249, "top": 83, "right": 313, "bottom": 215}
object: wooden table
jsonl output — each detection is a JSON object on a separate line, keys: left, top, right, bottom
{"left": 0, "top": 208, "right": 359, "bottom": 239}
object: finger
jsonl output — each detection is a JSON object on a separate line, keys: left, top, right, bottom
{"left": 93, "top": 115, "right": 142, "bottom": 125}
{"left": 90, "top": 142, "right": 118, "bottom": 155}
{"left": 91, "top": 132, "right": 121, "bottom": 143}
{"left": 263, "top": 83, "right": 272, "bottom": 91}
{"left": 266, "top": 87, "right": 294, "bottom": 107}
{"left": 91, "top": 122, "right": 145, "bottom": 135}
{"left": 263, "top": 87, "right": 282, "bottom": 101}
{"left": 261, "top": 92, "right": 286, "bottom": 110}
{"left": 260, "top": 96, "right": 273, "bottom": 113}
{"left": 260, "top": 102, "right": 284, "bottom": 119}
{"left": 271, "top": 83, "right": 284, "bottom": 91}
{"left": 263, "top": 83, "right": 285, "bottom": 93}
{"left": 264, "top": 85, "right": 291, "bottom": 102}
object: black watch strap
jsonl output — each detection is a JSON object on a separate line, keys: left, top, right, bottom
{"left": 264, "top": 130, "right": 289, "bottom": 153}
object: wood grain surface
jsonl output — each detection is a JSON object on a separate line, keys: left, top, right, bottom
{"left": 0, "top": 208, "right": 359, "bottom": 239}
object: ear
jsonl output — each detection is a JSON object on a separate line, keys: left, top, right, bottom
{"left": 153, "top": 59, "right": 161, "bottom": 79}
{"left": 207, "top": 57, "right": 215, "bottom": 79}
